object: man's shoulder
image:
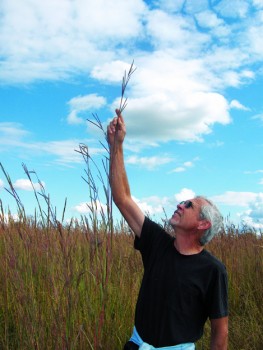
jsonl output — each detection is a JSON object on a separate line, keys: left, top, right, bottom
{"left": 142, "top": 216, "right": 168, "bottom": 234}
{"left": 201, "top": 249, "right": 227, "bottom": 272}
{"left": 135, "top": 216, "right": 173, "bottom": 251}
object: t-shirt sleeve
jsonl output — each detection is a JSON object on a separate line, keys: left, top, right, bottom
{"left": 134, "top": 216, "right": 173, "bottom": 269}
{"left": 207, "top": 265, "right": 228, "bottom": 319}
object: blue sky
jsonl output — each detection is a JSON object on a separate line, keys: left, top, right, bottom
{"left": 0, "top": 0, "right": 263, "bottom": 230}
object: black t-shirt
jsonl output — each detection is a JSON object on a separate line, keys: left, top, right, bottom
{"left": 134, "top": 217, "right": 228, "bottom": 347}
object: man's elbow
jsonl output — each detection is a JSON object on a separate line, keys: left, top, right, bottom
{"left": 112, "top": 193, "right": 129, "bottom": 209}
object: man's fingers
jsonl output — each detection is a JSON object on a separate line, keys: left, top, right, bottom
{"left": 115, "top": 109, "right": 124, "bottom": 125}
{"left": 108, "top": 117, "right": 117, "bottom": 133}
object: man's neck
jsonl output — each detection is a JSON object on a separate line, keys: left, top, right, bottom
{"left": 173, "top": 236, "right": 204, "bottom": 255}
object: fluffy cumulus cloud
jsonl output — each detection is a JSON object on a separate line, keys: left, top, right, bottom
{"left": 212, "top": 191, "right": 263, "bottom": 231}
{"left": 1, "top": 0, "right": 263, "bottom": 145}
{"left": 211, "top": 191, "right": 258, "bottom": 207}
{"left": 13, "top": 179, "right": 45, "bottom": 191}
{"left": 174, "top": 188, "right": 196, "bottom": 203}
{"left": 67, "top": 94, "right": 107, "bottom": 124}
{"left": 103, "top": 56, "right": 231, "bottom": 143}
{"left": 0, "top": 0, "right": 147, "bottom": 83}
{"left": 238, "top": 193, "right": 263, "bottom": 230}
{"left": 132, "top": 195, "right": 168, "bottom": 217}
{"left": 74, "top": 200, "right": 107, "bottom": 216}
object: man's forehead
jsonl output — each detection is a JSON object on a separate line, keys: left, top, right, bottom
{"left": 192, "top": 197, "right": 208, "bottom": 207}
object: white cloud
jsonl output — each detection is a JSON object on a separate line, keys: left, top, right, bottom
{"left": 246, "top": 23, "right": 263, "bottom": 57}
{"left": 252, "top": 0, "right": 263, "bottom": 9}
{"left": 1, "top": 0, "right": 263, "bottom": 147}
{"left": 0, "top": 122, "right": 29, "bottom": 141}
{"left": 0, "top": 0, "right": 146, "bottom": 84}
{"left": 183, "top": 161, "right": 193, "bottom": 167}
{"left": 238, "top": 193, "right": 263, "bottom": 230}
{"left": 13, "top": 179, "right": 45, "bottom": 191}
{"left": 0, "top": 213, "right": 19, "bottom": 223}
{"left": 184, "top": 0, "right": 209, "bottom": 14}
{"left": 74, "top": 200, "right": 107, "bottom": 215}
{"left": 114, "top": 87, "right": 230, "bottom": 143}
{"left": 132, "top": 195, "right": 167, "bottom": 216}
{"left": 211, "top": 191, "right": 263, "bottom": 231}
{"left": 259, "top": 179, "right": 263, "bottom": 185}
{"left": 208, "top": 140, "right": 224, "bottom": 148}
{"left": 126, "top": 155, "right": 172, "bottom": 169}
{"left": 214, "top": 0, "right": 250, "bottom": 19}
{"left": 0, "top": 179, "right": 4, "bottom": 189}
{"left": 154, "top": 0, "right": 185, "bottom": 13}
{"left": 169, "top": 160, "right": 195, "bottom": 173}
{"left": 211, "top": 191, "right": 258, "bottom": 207}
{"left": 91, "top": 60, "right": 135, "bottom": 83}
{"left": 244, "top": 169, "right": 263, "bottom": 174}
{"left": 174, "top": 188, "right": 196, "bottom": 203}
{"left": 195, "top": 10, "right": 224, "bottom": 29}
{"left": 0, "top": 123, "right": 104, "bottom": 165}
{"left": 230, "top": 99, "right": 250, "bottom": 111}
{"left": 67, "top": 94, "right": 107, "bottom": 124}
{"left": 252, "top": 113, "right": 263, "bottom": 121}
{"left": 146, "top": 9, "right": 208, "bottom": 53}
{"left": 171, "top": 167, "right": 185, "bottom": 173}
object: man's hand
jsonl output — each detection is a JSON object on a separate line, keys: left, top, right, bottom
{"left": 107, "top": 109, "right": 126, "bottom": 147}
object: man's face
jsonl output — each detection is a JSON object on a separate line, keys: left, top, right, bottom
{"left": 169, "top": 198, "right": 205, "bottom": 231}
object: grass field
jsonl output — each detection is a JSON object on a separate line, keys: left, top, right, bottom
{"left": 0, "top": 209, "right": 262, "bottom": 350}
{"left": 0, "top": 150, "right": 262, "bottom": 350}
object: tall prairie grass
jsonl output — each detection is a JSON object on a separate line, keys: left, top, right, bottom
{"left": 0, "top": 128, "right": 262, "bottom": 349}
{"left": 0, "top": 201, "right": 262, "bottom": 349}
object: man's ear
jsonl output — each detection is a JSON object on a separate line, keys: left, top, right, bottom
{"left": 197, "top": 219, "right": 211, "bottom": 231}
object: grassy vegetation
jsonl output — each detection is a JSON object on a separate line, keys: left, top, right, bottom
{"left": 0, "top": 107, "right": 262, "bottom": 349}
{"left": 0, "top": 203, "right": 262, "bottom": 349}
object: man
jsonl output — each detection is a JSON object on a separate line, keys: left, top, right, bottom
{"left": 107, "top": 109, "right": 228, "bottom": 350}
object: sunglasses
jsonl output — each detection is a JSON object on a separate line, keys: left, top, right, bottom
{"left": 179, "top": 200, "right": 194, "bottom": 209}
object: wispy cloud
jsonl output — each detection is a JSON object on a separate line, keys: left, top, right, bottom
{"left": 230, "top": 99, "right": 250, "bottom": 111}
{"left": 0, "top": 122, "right": 30, "bottom": 142}
{"left": 252, "top": 113, "right": 263, "bottom": 122}
{"left": 126, "top": 154, "right": 173, "bottom": 170}
{"left": 0, "top": 122, "right": 104, "bottom": 165}
{"left": 244, "top": 169, "right": 263, "bottom": 174}
{"left": 0, "top": 179, "right": 4, "bottom": 189}
{"left": 169, "top": 159, "right": 197, "bottom": 173}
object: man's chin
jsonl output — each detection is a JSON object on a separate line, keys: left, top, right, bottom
{"left": 168, "top": 218, "right": 178, "bottom": 227}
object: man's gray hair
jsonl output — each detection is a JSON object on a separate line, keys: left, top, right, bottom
{"left": 196, "top": 196, "right": 224, "bottom": 246}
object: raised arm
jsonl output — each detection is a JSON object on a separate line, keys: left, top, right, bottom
{"left": 107, "top": 109, "right": 145, "bottom": 237}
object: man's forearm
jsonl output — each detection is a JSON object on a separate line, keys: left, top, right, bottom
{"left": 109, "top": 142, "right": 131, "bottom": 205}
{"left": 210, "top": 332, "right": 228, "bottom": 350}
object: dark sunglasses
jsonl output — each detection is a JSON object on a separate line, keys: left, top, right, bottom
{"left": 179, "top": 200, "right": 194, "bottom": 209}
